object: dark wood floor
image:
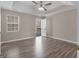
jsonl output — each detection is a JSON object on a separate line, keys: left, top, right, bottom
{"left": 1, "top": 36, "right": 77, "bottom": 58}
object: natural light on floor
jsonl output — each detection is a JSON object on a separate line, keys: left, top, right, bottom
{"left": 35, "top": 36, "right": 44, "bottom": 58}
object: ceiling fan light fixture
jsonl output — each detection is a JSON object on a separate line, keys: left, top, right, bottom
{"left": 38, "top": 7, "right": 44, "bottom": 11}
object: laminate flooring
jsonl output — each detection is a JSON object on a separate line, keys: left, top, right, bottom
{"left": 1, "top": 36, "right": 77, "bottom": 58}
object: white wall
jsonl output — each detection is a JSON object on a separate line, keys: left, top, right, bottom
{"left": 46, "top": 17, "right": 52, "bottom": 37}
{"left": 0, "top": 9, "right": 1, "bottom": 54}
{"left": 72, "top": 1, "right": 79, "bottom": 46}
{"left": 36, "top": 17, "right": 41, "bottom": 28}
{"left": 76, "top": 4, "right": 79, "bottom": 45}
{"left": 1, "top": 8, "right": 36, "bottom": 42}
{"left": 47, "top": 9, "right": 77, "bottom": 42}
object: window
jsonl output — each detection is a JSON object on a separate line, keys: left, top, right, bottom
{"left": 7, "top": 15, "right": 19, "bottom": 32}
{"left": 41, "top": 19, "right": 46, "bottom": 36}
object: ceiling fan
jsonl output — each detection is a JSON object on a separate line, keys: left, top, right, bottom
{"left": 32, "top": 1, "right": 52, "bottom": 11}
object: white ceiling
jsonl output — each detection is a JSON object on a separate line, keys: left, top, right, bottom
{"left": 0, "top": 1, "right": 77, "bottom": 16}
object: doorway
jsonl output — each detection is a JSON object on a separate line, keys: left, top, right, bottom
{"left": 41, "top": 19, "right": 46, "bottom": 36}
{"left": 35, "top": 18, "right": 41, "bottom": 36}
{"left": 35, "top": 17, "right": 46, "bottom": 37}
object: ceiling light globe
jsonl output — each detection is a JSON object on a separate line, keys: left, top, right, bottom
{"left": 38, "top": 7, "right": 44, "bottom": 11}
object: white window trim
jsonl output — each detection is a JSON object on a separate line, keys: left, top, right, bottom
{"left": 6, "top": 14, "right": 20, "bottom": 32}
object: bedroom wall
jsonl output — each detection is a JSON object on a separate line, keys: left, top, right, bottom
{"left": 1, "top": 8, "right": 36, "bottom": 42}
{"left": 47, "top": 9, "right": 77, "bottom": 42}
{"left": 36, "top": 17, "right": 41, "bottom": 28}
{"left": 76, "top": 4, "right": 79, "bottom": 45}
{"left": 0, "top": 8, "right": 1, "bottom": 55}
{"left": 46, "top": 17, "right": 52, "bottom": 37}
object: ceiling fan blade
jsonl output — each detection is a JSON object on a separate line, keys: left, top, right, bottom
{"left": 32, "top": 1, "right": 37, "bottom": 5}
{"left": 40, "top": 1, "right": 43, "bottom": 4}
{"left": 40, "top": 1, "right": 43, "bottom": 7}
{"left": 43, "top": 7, "right": 47, "bottom": 11}
{"left": 45, "top": 3, "right": 52, "bottom": 6}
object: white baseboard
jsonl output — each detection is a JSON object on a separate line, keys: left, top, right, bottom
{"left": 47, "top": 36, "right": 77, "bottom": 44}
{"left": 1, "top": 37, "right": 34, "bottom": 44}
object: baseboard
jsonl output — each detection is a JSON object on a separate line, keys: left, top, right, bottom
{"left": 47, "top": 36, "right": 77, "bottom": 44}
{"left": 1, "top": 37, "right": 34, "bottom": 44}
